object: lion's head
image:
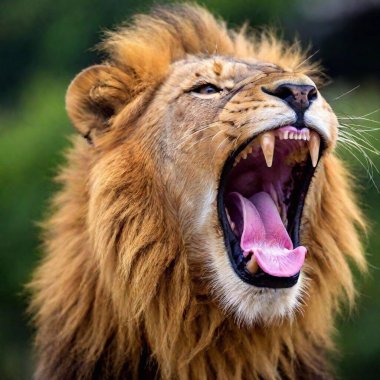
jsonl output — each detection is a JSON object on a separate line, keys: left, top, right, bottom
{"left": 30, "top": 4, "right": 367, "bottom": 380}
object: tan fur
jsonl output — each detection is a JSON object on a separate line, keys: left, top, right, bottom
{"left": 29, "top": 4, "right": 366, "bottom": 380}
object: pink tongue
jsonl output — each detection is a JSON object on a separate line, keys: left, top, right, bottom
{"left": 226, "top": 192, "right": 306, "bottom": 277}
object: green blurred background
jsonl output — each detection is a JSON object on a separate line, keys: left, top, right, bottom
{"left": 1, "top": 0, "right": 379, "bottom": 378}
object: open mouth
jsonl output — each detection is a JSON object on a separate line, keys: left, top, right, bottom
{"left": 218, "top": 125, "right": 323, "bottom": 289}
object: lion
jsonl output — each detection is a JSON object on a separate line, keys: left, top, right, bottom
{"left": 29, "top": 4, "right": 367, "bottom": 380}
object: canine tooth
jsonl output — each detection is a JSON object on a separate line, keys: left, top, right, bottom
{"left": 260, "top": 132, "right": 275, "bottom": 167}
{"left": 308, "top": 131, "right": 320, "bottom": 167}
{"left": 226, "top": 210, "right": 238, "bottom": 233}
{"left": 234, "top": 156, "right": 241, "bottom": 166}
{"left": 226, "top": 208, "right": 232, "bottom": 224}
{"left": 242, "top": 152, "right": 247, "bottom": 159}
{"left": 284, "top": 131, "right": 289, "bottom": 139}
{"left": 246, "top": 255, "right": 259, "bottom": 273}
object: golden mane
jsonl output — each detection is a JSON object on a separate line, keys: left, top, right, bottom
{"left": 101, "top": 4, "right": 322, "bottom": 87}
{"left": 29, "top": 4, "right": 366, "bottom": 380}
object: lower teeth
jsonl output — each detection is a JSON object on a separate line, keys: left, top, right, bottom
{"left": 246, "top": 255, "right": 259, "bottom": 273}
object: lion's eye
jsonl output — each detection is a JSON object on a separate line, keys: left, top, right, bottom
{"left": 192, "top": 84, "right": 222, "bottom": 95}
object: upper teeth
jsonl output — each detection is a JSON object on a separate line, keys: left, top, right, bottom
{"left": 233, "top": 127, "right": 321, "bottom": 168}
{"left": 260, "top": 132, "right": 275, "bottom": 168}
{"left": 308, "top": 131, "right": 321, "bottom": 167}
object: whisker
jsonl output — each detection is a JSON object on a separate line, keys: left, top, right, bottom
{"left": 338, "top": 125, "right": 380, "bottom": 158}
{"left": 337, "top": 129, "right": 380, "bottom": 191}
{"left": 340, "top": 120, "right": 380, "bottom": 136}
{"left": 339, "top": 124, "right": 380, "bottom": 154}
{"left": 233, "top": 132, "right": 242, "bottom": 151}
{"left": 184, "top": 133, "right": 215, "bottom": 151}
{"left": 338, "top": 136, "right": 380, "bottom": 166}
{"left": 180, "top": 121, "right": 221, "bottom": 140}
{"left": 338, "top": 135, "right": 377, "bottom": 162}
{"left": 337, "top": 142, "right": 378, "bottom": 190}
{"left": 338, "top": 109, "right": 380, "bottom": 123}
{"left": 212, "top": 136, "right": 230, "bottom": 161}
{"left": 356, "top": 109, "right": 380, "bottom": 118}
{"left": 339, "top": 123, "right": 380, "bottom": 133}
{"left": 332, "top": 85, "right": 360, "bottom": 101}
{"left": 338, "top": 129, "right": 380, "bottom": 155}
{"left": 177, "top": 121, "right": 221, "bottom": 148}
{"left": 294, "top": 50, "right": 320, "bottom": 70}
{"left": 211, "top": 129, "right": 227, "bottom": 142}
{"left": 349, "top": 117, "right": 380, "bottom": 125}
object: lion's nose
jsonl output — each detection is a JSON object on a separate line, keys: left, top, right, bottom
{"left": 267, "top": 84, "right": 317, "bottom": 111}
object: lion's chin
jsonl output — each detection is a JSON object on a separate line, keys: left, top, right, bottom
{"left": 210, "top": 248, "right": 306, "bottom": 325}
{"left": 217, "top": 125, "right": 322, "bottom": 290}
{"left": 232, "top": 281, "right": 303, "bottom": 326}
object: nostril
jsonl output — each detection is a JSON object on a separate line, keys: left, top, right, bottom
{"left": 308, "top": 88, "right": 318, "bottom": 102}
{"left": 271, "top": 86, "right": 293, "bottom": 101}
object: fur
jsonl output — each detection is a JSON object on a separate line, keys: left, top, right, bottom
{"left": 29, "top": 4, "right": 366, "bottom": 380}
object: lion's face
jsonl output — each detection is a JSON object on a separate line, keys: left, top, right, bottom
{"left": 141, "top": 57, "right": 339, "bottom": 324}
{"left": 67, "top": 55, "right": 339, "bottom": 326}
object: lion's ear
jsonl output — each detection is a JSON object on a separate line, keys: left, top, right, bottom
{"left": 66, "top": 65, "right": 132, "bottom": 140}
